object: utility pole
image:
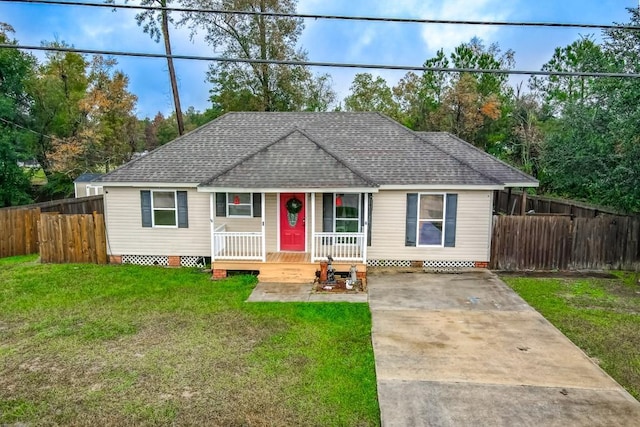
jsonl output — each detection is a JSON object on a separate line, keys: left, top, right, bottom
{"left": 160, "top": 0, "right": 185, "bottom": 135}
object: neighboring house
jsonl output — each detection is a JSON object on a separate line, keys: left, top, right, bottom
{"left": 94, "top": 112, "right": 537, "bottom": 281}
{"left": 74, "top": 173, "right": 104, "bottom": 198}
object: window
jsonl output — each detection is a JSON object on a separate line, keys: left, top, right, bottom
{"left": 405, "top": 193, "right": 456, "bottom": 248}
{"left": 141, "top": 190, "right": 188, "bottom": 228}
{"left": 334, "top": 193, "right": 360, "bottom": 244}
{"left": 418, "top": 194, "right": 445, "bottom": 246}
{"left": 227, "top": 192, "right": 252, "bottom": 217}
{"left": 335, "top": 193, "right": 360, "bottom": 233}
{"left": 152, "top": 191, "right": 178, "bottom": 227}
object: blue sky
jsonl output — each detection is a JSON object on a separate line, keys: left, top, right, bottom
{"left": 1, "top": 0, "right": 637, "bottom": 118}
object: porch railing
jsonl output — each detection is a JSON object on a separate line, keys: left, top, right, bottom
{"left": 312, "top": 232, "right": 365, "bottom": 262}
{"left": 213, "top": 224, "right": 264, "bottom": 260}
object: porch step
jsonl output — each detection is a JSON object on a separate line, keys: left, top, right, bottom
{"left": 212, "top": 259, "right": 366, "bottom": 284}
{"left": 258, "top": 263, "right": 318, "bottom": 283}
{"left": 258, "top": 262, "right": 366, "bottom": 283}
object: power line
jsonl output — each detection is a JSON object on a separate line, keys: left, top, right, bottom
{"left": 3, "top": 43, "right": 640, "bottom": 79}
{"left": 0, "top": 117, "right": 55, "bottom": 139}
{"left": 3, "top": 0, "right": 640, "bottom": 31}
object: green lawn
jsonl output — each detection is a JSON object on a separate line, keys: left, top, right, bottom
{"left": 501, "top": 272, "right": 640, "bottom": 400}
{"left": 0, "top": 255, "right": 379, "bottom": 426}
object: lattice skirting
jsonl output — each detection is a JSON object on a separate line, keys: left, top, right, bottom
{"left": 180, "top": 256, "right": 207, "bottom": 268}
{"left": 367, "top": 259, "right": 413, "bottom": 267}
{"left": 423, "top": 260, "right": 475, "bottom": 268}
{"left": 367, "top": 259, "right": 476, "bottom": 269}
{"left": 122, "top": 255, "right": 169, "bottom": 266}
{"left": 121, "top": 255, "right": 207, "bottom": 267}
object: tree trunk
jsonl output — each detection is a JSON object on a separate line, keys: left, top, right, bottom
{"left": 161, "top": 0, "right": 184, "bottom": 135}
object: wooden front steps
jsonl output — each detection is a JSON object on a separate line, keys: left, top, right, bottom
{"left": 212, "top": 252, "right": 367, "bottom": 283}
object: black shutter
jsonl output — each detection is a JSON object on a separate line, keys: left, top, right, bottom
{"left": 141, "top": 190, "right": 152, "bottom": 227}
{"left": 322, "top": 193, "right": 334, "bottom": 232}
{"left": 177, "top": 191, "right": 188, "bottom": 228}
{"left": 444, "top": 194, "right": 458, "bottom": 247}
{"left": 253, "top": 193, "right": 261, "bottom": 217}
{"left": 405, "top": 193, "right": 418, "bottom": 246}
{"left": 215, "top": 193, "right": 226, "bottom": 217}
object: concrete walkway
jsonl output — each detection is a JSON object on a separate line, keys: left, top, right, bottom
{"left": 368, "top": 270, "right": 640, "bottom": 426}
{"left": 247, "top": 281, "right": 368, "bottom": 303}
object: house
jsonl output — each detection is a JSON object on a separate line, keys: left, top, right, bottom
{"left": 94, "top": 112, "right": 538, "bottom": 281}
{"left": 74, "top": 173, "right": 104, "bottom": 198}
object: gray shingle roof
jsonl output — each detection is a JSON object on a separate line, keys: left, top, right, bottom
{"left": 416, "top": 132, "right": 538, "bottom": 185}
{"left": 74, "top": 173, "right": 103, "bottom": 183}
{"left": 204, "top": 128, "right": 376, "bottom": 188}
{"left": 97, "top": 112, "right": 538, "bottom": 188}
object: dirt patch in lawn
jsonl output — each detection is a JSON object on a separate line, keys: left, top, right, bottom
{"left": 0, "top": 312, "right": 302, "bottom": 426}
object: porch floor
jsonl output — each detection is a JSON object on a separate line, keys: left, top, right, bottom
{"left": 266, "top": 252, "right": 311, "bottom": 263}
{"left": 213, "top": 252, "right": 366, "bottom": 283}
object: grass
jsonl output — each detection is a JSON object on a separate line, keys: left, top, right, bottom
{"left": 0, "top": 255, "right": 379, "bottom": 426}
{"left": 501, "top": 272, "right": 640, "bottom": 399}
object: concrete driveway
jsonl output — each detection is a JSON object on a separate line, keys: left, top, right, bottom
{"left": 368, "top": 270, "right": 640, "bottom": 426}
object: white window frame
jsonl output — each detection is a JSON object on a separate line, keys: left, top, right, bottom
{"left": 86, "top": 184, "right": 101, "bottom": 196}
{"left": 417, "top": 192, "right": 446, "bottom": 247}
{"left": 151, "top": 190, "right": 178, "bottom": 228}
{"left": 334, "top": 193, "right": 361, "bottom": 245}
{"left": 227, "top": 192, "right": 253, "bottom": 218}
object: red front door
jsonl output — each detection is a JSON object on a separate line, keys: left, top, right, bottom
{"left": 280, "top": 193, "right": 306, "bottom": 251}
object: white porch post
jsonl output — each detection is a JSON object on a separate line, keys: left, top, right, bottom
{"left": 311, "top": 192, "right": 316, "bottom": 261}
{"left": 362, "top": 193, "right": 369, "bottom": 263}
{"left": 261, "top": 192, "right": 266, "bottom": 262}
{"left": 209, "top": 193, "right": 216, "bottom": 262}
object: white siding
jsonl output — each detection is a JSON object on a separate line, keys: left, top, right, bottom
{"left": 265, "top": 193, "right": 278, "bottom": 252}
{"left": 367, "top": 190, "right": 492, "bottom": 262}
{"left": 104, "top": 187, "right": 210, "bottom": 256}
{"left": 105, "top": 188, "right": 492, "bottom": 261}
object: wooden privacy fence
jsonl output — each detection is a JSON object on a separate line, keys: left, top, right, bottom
{"left": 38, "top": 213, "right": 107, "bottom": 264}
{"left": 2, "top": 195, "right": 104, "bottom": 215}
{"left": 493, "top": 190, "right": 626, "bottom": 218}
{"left": 491, "top": 215, "right": 640, "bottom": 271}
{"left": 0, "top": 208, "right": 41, "bottom": 258}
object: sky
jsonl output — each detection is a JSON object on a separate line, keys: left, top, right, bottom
{"left": 1, "top": 0, "right": 638, "bottom": 118}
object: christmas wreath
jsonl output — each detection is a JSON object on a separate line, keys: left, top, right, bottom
{"left": 286, "top": 197, "right": 303, "bottom": 214}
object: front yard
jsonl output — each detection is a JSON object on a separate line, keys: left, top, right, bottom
{"left": 0, "top": 256, "right": 379, "bottom": 426}
{"left": 501, "top": 272, "right": 640, "bottom": 400}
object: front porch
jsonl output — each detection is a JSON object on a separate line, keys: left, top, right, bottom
{"left": 212, "top": 251, "right": 367, "bottom": 283}
{"left": 209, "top": 191, "right": 371, "bottom": 282}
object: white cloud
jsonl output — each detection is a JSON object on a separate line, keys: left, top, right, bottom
{"left": 375, "top": 0, "right": 512, "bottom": 53}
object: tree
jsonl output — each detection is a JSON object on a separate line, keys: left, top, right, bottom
{"left": 49, "top": 56, "right": 139, "bottom": 175}
{"left": 529, "top": 36, "right": 608, "bottom": 115}
{"left": 389, "top": 39, "right": 515, "bottom": 150}
{"left": 344, "top": 73, "right": 399, "bottom": 119}
{"left": 538, "top": 8, "right": 640, "bottom": 212}
{"left": 0, "top": 23, "right": 36, "bottom": 206}
{"left": 28, "top": 43, "right": 88, "bottom": 177}
{"left": 181, "top": 0, "right": 335, "bottom": 112}
{"left": 504, "top": 87, "right": 545, "bottom": 176}
{"left": 438, "top": 73, "right": 501, "bottom": 143}
{"left": 107, "top": 0, "right": 185, "bottom": 135}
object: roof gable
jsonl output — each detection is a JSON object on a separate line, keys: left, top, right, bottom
{"left": 201, "top": 128, "right": 376, "bottom": 189}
